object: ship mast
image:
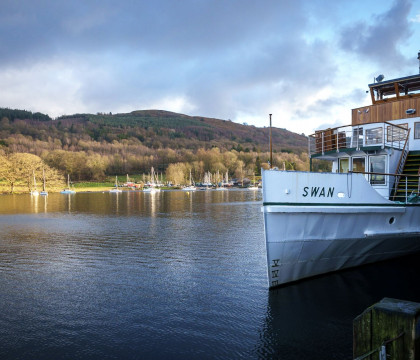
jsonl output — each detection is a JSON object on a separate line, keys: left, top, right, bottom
{"left": 418, "top": 50, "right": 420, "bottom": 74}
{"left": 269, "top": 114, "right": 272, "bottom": 169}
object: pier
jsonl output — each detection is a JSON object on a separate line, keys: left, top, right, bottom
{"left": 353, "top": 298, "right": 420, "bottom": 359}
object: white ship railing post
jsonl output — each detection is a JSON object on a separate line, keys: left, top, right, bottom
{"left": 382, "top": 123, "right": 385, "bottom": 149}
{"left": 336, "top": 130, "right": 339, "bottom": 152}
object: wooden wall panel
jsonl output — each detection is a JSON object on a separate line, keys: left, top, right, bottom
{"left": 352, "top": 98, "right": 420, "bottom": 125}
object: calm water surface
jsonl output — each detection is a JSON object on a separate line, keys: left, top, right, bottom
{"left": 0, "top": 190, "right": 419, "bottom": 359}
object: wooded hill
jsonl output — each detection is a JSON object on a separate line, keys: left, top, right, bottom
{"left": 56, "top": 110, "right": 305, "bottom": 152}
{"left": 0, "top": 108, "right": 311, "bottom": 183}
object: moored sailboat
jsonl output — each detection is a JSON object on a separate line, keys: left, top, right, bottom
{"left": 40, "top": 168, "right": 48, "bottom": 196}
{"left": 215, "top": 169, "right": 226, "bottom": 190}
{"left": 109, "top": 176, "right": 122, "bottom": 193}
{"left": 248, "top": 173, "right": 259, "bottom": 190}
{"left": 143, "top": 167, "right": 161, "bottom": 193}
{"left": 61, "top": 174, "right": 76, "bottom": 194}
{"left": 182, "top": 170, "right": 196, "bottom": 191}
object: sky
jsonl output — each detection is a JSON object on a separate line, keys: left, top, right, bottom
{"left": 0, "top": 0, "right": 419, "bottom": 135}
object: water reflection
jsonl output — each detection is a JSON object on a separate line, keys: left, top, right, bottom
{"left": 254, "top": 254, "right": 420, "bottom": 359}
{"left": 0, "top": 190, "right": 267, "bottom": 359}
{"left": 30, "top": 194, "right": 39, "bottom": 213}
{"left": 0, "top": 189, "right": 263, "bottom": 218}
{"left": 2, "top": 189, "right": 418, "bottom": 359}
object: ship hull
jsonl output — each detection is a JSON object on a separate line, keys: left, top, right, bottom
{"left": 262, "top": 170, "right": 420, "bottom": 288}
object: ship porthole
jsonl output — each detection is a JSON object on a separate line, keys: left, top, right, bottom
{"left": 389, "top": 217, "right": 395, "bottom": 225}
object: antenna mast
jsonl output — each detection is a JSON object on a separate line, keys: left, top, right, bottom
{"left": 418, "top": 51, "right": 420, "bottom": 74}
{"left": 269, "top": 114, "right": 272, "bottom": 169}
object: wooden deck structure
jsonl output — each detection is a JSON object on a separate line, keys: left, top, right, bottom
{"left": 353, "top": 74, "right": 420, "bottom": 126}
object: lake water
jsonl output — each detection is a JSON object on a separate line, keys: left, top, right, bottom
{"left": 1, "top": 190, "right": 419, "bottom": 359}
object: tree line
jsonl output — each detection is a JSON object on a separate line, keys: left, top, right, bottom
{"left": 0, "top": 146, "right": 311, "bottom": 193}
{"left": 0, "top": 108, "right": 332, "bottom": 193}
{"left": 0, "top": 152, "right": 64, "bottom": 193}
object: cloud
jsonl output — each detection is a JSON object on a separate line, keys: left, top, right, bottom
{"left": 0, "top": 0, "right": 417, "bottom": 135}
{"left": 0, "top": 1, "right": 307, "bottom": 64}
{"left": 410, "top": 13, "right": 420, "bottom": 22}
{"left": 0, "top": 60, "right": 86, "bottom": 116}
{"left": 339, "top": 0, "right": 413, "bottom": 70}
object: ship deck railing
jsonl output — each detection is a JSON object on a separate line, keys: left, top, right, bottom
{"left": 309, "top": 122, "right": 409, "bottom": 157}
{"left": 350, "top": 170, "right": 420, "bottom": 204}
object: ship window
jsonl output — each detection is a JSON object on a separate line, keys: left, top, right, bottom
{"left": 387, "top": 123, "right": 408, "bottom": 142}
{"left": 339, "top": 158, "right": 349, "bottom": 173}
{"left": 352, "top": 128, "right": 363, "bottom": 148}
{"left": 369, "top": 155, "right": 386, "bottom": 185}
{"left": 352, "top": 157, "right": 365, "bottom": 173}
{"left": 415, "top": 122, "right": 420, "bottom": 139}
{"left": 365, "top": 127, "right": 383, "bottom": 145}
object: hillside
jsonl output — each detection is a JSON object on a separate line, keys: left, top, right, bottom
{"left": 50, "top": 109, "right": 307, "bottom": 152}
{"left": 0, "top": 108, "right": 307, "bottom": 152}
{"left": 0, "top": 108, "right": 310, "bottom": 182}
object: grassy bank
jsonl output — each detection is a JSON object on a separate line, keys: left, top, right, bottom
{"left": 0, "top": 180, "right": 117, "bottom": 194}
{"left": 73, "top": 181, "right": 115, "bottom": 192}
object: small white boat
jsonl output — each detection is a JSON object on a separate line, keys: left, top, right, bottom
{"left": 182, "top": 170, "right": 196, "bottom": 191}
{"left": 143, "top": 186, "right": 160, "bottom": 193}
{"left": 262, "top": 56, "right": 420, "bottom": 288}
{"left": 61, "top": 174, "right": 76, "bottom": 194}
{"left": 40, "top": 168, "right": 48, "bottom": 196}
{"left": 144, "top": 167, "right": 161, "bottom": 193}
{"left": 109, "top": 176, "right": 122, "bottom": 193}
{"left": 248, "top": 173, "right": 259, "bottom": 190}
{"left": 214, "top": 169, "right": 226, "bottom": 190}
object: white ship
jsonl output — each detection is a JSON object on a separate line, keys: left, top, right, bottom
{"left": 262, "top": 57, "right": 420, "bottom": 288}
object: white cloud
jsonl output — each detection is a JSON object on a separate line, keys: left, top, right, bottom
{"left": 0, "top": 0, "right": 417, "bottom": 136}
{"left": 0, "top": 61, "right": 86, "bottom": 117}
{"left": 410, "top": 13, "right": 420, "bottom": 22}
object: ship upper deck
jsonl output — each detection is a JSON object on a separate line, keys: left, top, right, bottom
{"left": 309, "top": 72, "right": 420, "bottom": 157}
{"left": 368, "top": 74, "right": 420, "bottom": 102}
{"left": 352, "top": 73, "right": 420, "bottom": 127}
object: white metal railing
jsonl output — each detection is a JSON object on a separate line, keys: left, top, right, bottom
{"left": 392, "top": 128, "right": 411, "bottom": 199}
{"left": 418, "top": 167, "right": 420, "bottom": 193}
{"left": 350, "top": 171, "right": 420, "bottom": 203}
{"left": 309, "top": 123, "right": 409, "bottom": 156}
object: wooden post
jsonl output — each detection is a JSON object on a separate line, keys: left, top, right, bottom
{"left": 353, "top": 298, "right": 420, "bottom": 360}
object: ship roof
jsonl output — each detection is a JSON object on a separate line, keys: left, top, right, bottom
{"left": 368, "top": 74, "right": 420, "bottom": 96}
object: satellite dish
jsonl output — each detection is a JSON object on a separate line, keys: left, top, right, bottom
{"left": 375, "top": 74, "right": 384, "bottom": 82}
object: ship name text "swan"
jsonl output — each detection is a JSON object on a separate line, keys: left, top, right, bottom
{"left": 302, "top": 186, "right": 334, "bottom": 197}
